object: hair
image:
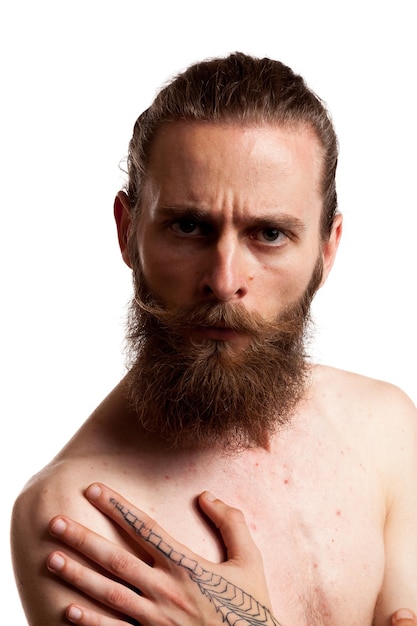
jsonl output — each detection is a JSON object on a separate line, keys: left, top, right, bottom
{"left": 126, "top": 51, "right": 338, "bottom": 238}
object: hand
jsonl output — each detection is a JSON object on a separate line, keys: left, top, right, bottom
{"left": 47, "top": 483, "right": 281, "bottom": 626}
{"left": 392, "top": 609, "right": 417, "bottom": 625}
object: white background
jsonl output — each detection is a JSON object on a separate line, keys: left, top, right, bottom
{"left": 1, "top": 1, "right": 416, "bottom": 623}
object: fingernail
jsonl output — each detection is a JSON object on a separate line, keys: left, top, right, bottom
{"left": 204, "top": 491, "right": 217, "bottom": 501}
{"left": 50, "top": 518, "right": 67, "bottom": 536}
{"left": 48, "top": 553, "right": 65, "bottom": 572}
{"left": 86, "top": 483, "right": 102, "bottom": 500}
{"left": 67, "top": 606, "right": 83, "bottom": 622}
{"left": 394, "top": 609, "right": 415, "bottom": 621}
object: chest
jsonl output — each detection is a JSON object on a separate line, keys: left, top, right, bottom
{"left": 107, "top": 435, "right": 385, "bottom": 625}
{"left": 244, "top": 470, "right": 385, "bottom": 625}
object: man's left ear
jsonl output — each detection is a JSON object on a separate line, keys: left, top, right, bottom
{"left": 320, "top": 213, "right": 343, "bottom": 287}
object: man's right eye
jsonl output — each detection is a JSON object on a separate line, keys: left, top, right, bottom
{"left": 171, "top": 219, "right": 208, "bottom": 236}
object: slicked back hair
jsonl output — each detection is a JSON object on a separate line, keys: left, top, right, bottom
{"left": 126, "top": 52, "right": 338, "bottom": 238}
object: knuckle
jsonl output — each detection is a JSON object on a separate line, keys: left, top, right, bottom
{"left": 66, "top": 563, "right": 86, "bottom": 587}
{"left": 224, "top": 505, "right": 245, "bottom": 525}
{"left": 103, "top": 584, "right": 130, "bottom": 609}
{"left": 67, "top": 525, "right": 88, "bottom": 551}
{"left": 163, "top": 588, "right": 199, "bottom": 616}
{"left": 107, "top": 551, "right": 132, "bottom": 576}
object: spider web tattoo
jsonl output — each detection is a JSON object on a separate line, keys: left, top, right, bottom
{"left": 110, "top": 498, "right": 282, "bottom": 626}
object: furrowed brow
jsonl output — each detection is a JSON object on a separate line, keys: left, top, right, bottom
{"left": 248, "top": 214, "right": 306, "bottom": 234}
{"left": 156, "top": 205, "right": 306, "bottom": 234}
{"left": 156, "top": 205, "right": 212, "bottom": 221}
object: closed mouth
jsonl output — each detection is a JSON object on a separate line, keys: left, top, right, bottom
{"left": 192, "top": 326, "right": 242, "bottom": 341}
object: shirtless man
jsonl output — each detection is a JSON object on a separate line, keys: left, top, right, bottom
{"left": 11, "top": 52, "right": 417, "bottom": 625}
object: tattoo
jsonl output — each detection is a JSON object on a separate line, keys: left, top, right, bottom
{"left": 110, "top": 498, "right": 282, "bottom": 626}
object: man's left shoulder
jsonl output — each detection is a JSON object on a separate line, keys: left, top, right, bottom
{"left": 315, "top": 365, "right": 417, "bottom": 493}
{"left": 313, "top": 364, "right": 417, "bottom": 448}
{"left": 315, "top": 364, "right": 415, "bottom": 416}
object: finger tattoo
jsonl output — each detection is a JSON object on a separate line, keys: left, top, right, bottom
{"left": 111, "top": 499, "right": 282, "bottom": 626}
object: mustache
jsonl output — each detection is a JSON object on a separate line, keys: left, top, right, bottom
{"left": 132, "top": 297, "right": 308, "bottom": 338}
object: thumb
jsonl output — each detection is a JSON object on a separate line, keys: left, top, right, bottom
{"left": 198, "top": 491, "right": 261, "bottom": 564}
{"left": 392, "top": 609, "right": 417, "bottom": 625}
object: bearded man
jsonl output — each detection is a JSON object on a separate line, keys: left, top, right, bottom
{"left": 11, "top": 53, "right": 417, "bottom": 626}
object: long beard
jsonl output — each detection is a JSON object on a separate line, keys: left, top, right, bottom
{"left": 124, "top": 260, "right": 322, "bottom": 452}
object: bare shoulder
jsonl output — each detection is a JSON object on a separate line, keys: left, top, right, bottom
{"left": 312, "top": 364, "right": 417, "bottom": 469}
{"left": 10, "top": 382, "right": 137, "bottom": 625}
{"left": 313, "top": 367, "right": 417, "bottom": 621}
{"left": 11, "top": 379, "right": 142, "bottom": 580}
{"left": 314, "top": 363, "right": 416, "bottom": 418}
{"left": 11, "top": 460, "right": 97, "bottom": 624}
{"left": 12, "top": 457, "right": 104, "bottom": 533}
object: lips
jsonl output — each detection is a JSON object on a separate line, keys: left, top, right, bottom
{"left": 192, "top": 326, "right": 241, "bottom": 341}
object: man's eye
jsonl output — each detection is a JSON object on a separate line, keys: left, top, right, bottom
{"left": 172, "top": 219, "right": 201, "bottom": 235}
{"left": 255, "top": 228, "right": 287, "bottom": 245}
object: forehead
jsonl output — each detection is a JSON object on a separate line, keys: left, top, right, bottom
{"left": 148, "top": 120, "right": 322, "bottom": 171}
{"left": 143, "top": 121, "right": 324, "bottom": 220}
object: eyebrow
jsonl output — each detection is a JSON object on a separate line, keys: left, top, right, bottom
{"left": 156, "top": 205, "right": 306, "bottom": 233}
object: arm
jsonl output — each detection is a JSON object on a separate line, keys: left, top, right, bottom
{"left": 47, "top": 483, "right": 281, "bottom": 626}
{"left": 11, "top": 469, "right": 142, "bottom": 625}
{"left": 373, "top": 388, "right": 417, "bottom": 625}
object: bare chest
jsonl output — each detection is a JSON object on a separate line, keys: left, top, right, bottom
{"left": 245, "top": 461, "right": 385, "bottom": 625}
{"left": 103, "top": 431, "right": 386, "bottom": 626}
{"left": 71, "top": 386, "right": 390, "bottom": 626}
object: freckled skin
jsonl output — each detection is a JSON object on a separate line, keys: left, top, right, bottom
{"left": 10, "top": 123, "right": 417, "bottom": 626}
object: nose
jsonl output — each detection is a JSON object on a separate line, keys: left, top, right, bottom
{"left": 199, "top": 234, "right": 249, "bottom": 302}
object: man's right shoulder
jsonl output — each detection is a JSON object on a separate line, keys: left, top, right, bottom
{"left": 13, "top": 460, "right": 85, "bottom": 522}
{"left": 11, "top": 460, "right": 95, "bottom": 579}
{"left": 11, "top": 454, "right": 122, "bottom": 540}
{"left": 10, "top": 460, "right": 119, "bottom": 625}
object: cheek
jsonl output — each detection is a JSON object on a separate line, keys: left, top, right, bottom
{"left": 256, "top": 257, "right": 319, "bottom": 316}
{"left": 138, "top": 241, "right": 198, "bottom": 303}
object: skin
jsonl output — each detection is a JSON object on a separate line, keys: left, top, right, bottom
{"left": 44, "top": 484, "right": 417, "bottom": 626}
{"left": 128, "top": 123, "right": 341, "bottom": 331}
{"left": 47, "top": 483, "right": 280, "bottom": 626}
{"left": 10, "top": 122, "right": 417, "bottom": 625}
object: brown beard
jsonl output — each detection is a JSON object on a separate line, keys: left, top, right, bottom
{"left": 124, "top": 258, "right": 322, "bottom": 452}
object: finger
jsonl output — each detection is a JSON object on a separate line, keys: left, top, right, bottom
{"left": 198, "top": 491, "right": 261, "bottom": 565}
{"left": 48, "top": 516, "right": 153, "bottom": 595}
{"left": 85, "top": 484, "right": 203, "bottom": 574}
{"left": 47, "top": 550, "right": 147, "bottom": 623}
{"left": 392, "top": 609, "right": 417, "bottom": 625}
{"left": 65, "top": 603, "right": 128, "bottom": 625}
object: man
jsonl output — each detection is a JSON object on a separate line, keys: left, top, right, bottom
{"left": 11, "top": 52, "right": 417, "bottom": 625}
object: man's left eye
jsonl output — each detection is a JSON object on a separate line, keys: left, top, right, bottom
{"left": 256, "top": 228, "right": 287, "bottom": 244}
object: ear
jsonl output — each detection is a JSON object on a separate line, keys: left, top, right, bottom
{"left": 319, "top": 213, "right": 343, "bottom": 287}
{"left": 114, "top": 191, "right": 133, "bottom": 268}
